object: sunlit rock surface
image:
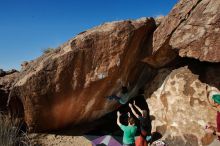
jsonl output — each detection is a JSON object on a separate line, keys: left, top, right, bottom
{"left": 9, "top": 18, "right": 156, "bottom": 132}
{"left": 146, "top": 67, "right": 217, "bottom": 146}
{"left": 144, "top": 0, "right": 220, "bottom": 68}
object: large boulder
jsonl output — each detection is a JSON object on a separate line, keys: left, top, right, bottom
{"left": 9, "top": 18, "right": 156, "bottom": 132}
{"left": 144, "top": 0, "right": 220, "bottom": 68}
{"left": 0, "top": 70, "right": 19, "bottom": 111}
{"left": 146, "top": 66, "right": 218, "bottom": 146}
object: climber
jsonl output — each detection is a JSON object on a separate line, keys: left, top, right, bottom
{"left": 117, "top": 111, "right": 137, "bottom": 146}
{"left": 106, "top": 67, "right": 150, "bottom": 105}
{"left": 107, "top": 86, "right": 130, "bottom": 105}
{"left": 129, "top": 100, "right": 152, "bottom": 145}
{"left": 205, "top": 87, "right": 220, "bottom": 140}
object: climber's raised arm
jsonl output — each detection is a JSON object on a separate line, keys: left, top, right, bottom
{"left": 129, "top": 103, "right": 140, "bottom": 118}
{"left": 116, "top": 111, "right": 122, "bottom": 126}
{"left": 133, "top": 101, "right": 143, "bottom": 115}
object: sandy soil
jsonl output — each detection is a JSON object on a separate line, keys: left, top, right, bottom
{"left": 208, "top": 139, "right": 220, "bottom": 146}
{"left": 28, "top": 133, "right": 220, "bottom": 146}
{"left": 29, "top": 134, "right": 92, "bottom": 146}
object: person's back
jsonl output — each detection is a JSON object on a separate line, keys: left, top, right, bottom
{"left": 120, "top": 124, "right": 137, "bottom": 145}
{"left": 117, "top": 112, "right": 137, "bottom": 146}
{"left": 129, "top": 101, "right": 152, "bottom": 144}
{"left": 139, "top": 113, "right": 151, "bottom": 136}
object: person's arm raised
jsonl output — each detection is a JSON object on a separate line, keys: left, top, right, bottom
{"left": 133, "top": 101, "right": 143, "bottom": 115}
{"left": 129, "top": 103, "right": 139, "bottom": 118}
{"left": 117, "top": 111, "right": 122, "bottom": 126}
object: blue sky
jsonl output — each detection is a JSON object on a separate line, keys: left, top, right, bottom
{"left": 0, "top": 0, "right": 178, "bottom": 70}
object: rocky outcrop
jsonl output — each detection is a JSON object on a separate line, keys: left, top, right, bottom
{"left": 142, "top": 0, "right": 220, "bottom": 145}
{"left": 146, "top": 67, "right": 218, "bottom": 146}
{"left": 0, "top": 69, "right": 17, "bottom": 77}
{"left": 0, "top": 69, "right": 6, "bottom": 77}
{"left": 9, "top": 18, "right": 156, "bottom": 132}
{"left": 0, "top": 69, "right": 19, "bottom": 111}
{"left": 144, "top": 0, "right": 220, "bottom": 68}
{"left": 2, "top": 2, "right": 219, "bottom": 146}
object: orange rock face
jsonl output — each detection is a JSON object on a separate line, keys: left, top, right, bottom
{"left": 9, "top": 18, "right": 156, "bottom": 131}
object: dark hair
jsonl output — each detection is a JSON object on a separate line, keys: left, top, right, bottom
{"left": 128, "top": 117, "right": 135, "bottom": 125}
{"left": 121, "top": 86, "right": 128, "bottom": 94}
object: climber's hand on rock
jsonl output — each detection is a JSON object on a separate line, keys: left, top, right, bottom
{"left": 127, "top": 112, "right": 130, "bottom": 117}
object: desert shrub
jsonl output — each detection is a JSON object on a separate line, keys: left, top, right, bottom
{"left": 42, "top": 47, "right": 55, "bottom": 54}
{"left": 0, "top": 112, "right": 31, "bottom": 146}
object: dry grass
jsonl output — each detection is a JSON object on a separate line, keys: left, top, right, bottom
{"left": 42, "top": 48, "right": 55, "bottom": 54}
{"left": 0, "top": 112, "right": 31, "bottom": 146}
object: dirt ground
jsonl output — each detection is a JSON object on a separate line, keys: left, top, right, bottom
{"left": 29, "top": 134, "right": 92, "bottom": 146}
